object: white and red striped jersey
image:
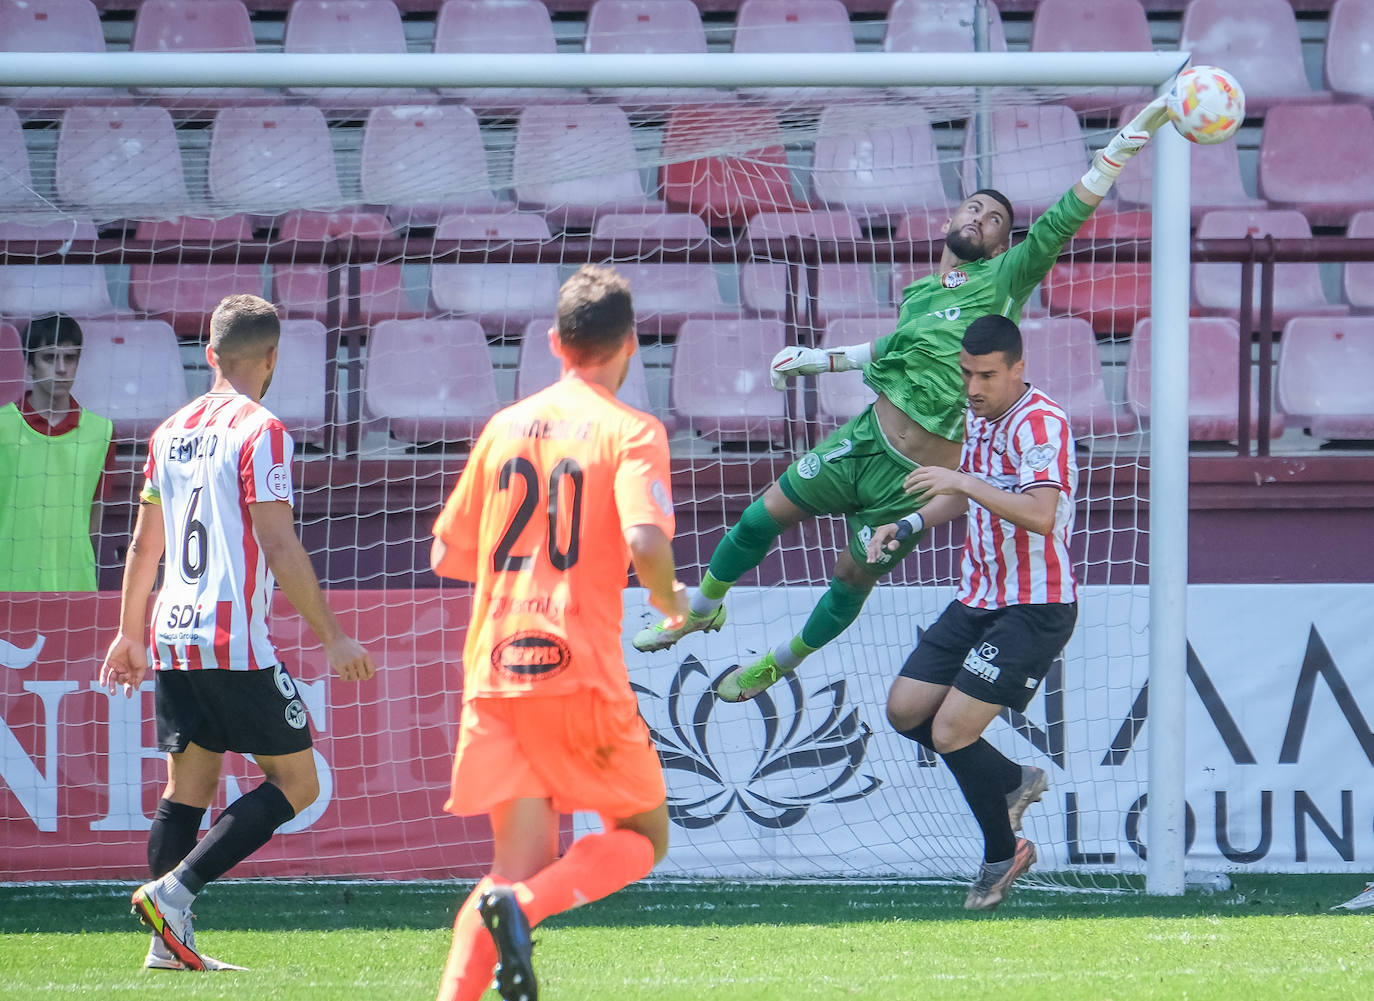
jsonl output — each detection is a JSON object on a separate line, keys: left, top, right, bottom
{"left": 956, "top": 385, "right": 1078, "bottom": 609}
{"left": 140, "top": 392, "right": 295, "bottom": 671}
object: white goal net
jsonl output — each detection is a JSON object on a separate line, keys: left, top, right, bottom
{"left": 0, "top": 50, "right": 1190, "bottom": 892}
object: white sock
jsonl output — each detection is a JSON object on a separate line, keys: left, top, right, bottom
{"left": 155, "top": 872, "right": 195, "bottom": 911}
{"left": 688, "top": 591, "right": 723, "bottom": 618}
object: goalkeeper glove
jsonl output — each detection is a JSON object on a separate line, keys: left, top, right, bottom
{"left": 769, "top": 343, "right": 874, "bottom": 391}
{"left": 1080, "top": 95, "right": 1171, "bottom": 197}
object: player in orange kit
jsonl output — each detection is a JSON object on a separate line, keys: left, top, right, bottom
{"left": 430, "top": 265, "right": 688, "bottom": 1001}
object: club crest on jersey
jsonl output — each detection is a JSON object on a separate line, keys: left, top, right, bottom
{"left": 266, "top": 464, "right": 291, "bottom": 500}
{"left": 284, "top": 698, "right": 308, "bottom": 729}
{"left": 942, "top": 269, "right": 968, "bottom": 289}
{"left": 1023, "top": 442, "right": 1058, "bottom": 471}
{"left": 797, "top": 453, "right": 822, "bottom": 479}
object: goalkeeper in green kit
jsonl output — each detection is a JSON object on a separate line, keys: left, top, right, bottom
{"left": 635, "top": 97, "right": 1172, "bottom": 703}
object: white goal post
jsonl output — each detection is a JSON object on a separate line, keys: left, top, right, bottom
{"left": 0, "top": 48, "right": 1194, "bottom": 895}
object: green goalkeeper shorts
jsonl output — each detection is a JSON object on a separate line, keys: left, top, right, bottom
{"left": 778, "top": 405, "right": 928, "bottom": 574}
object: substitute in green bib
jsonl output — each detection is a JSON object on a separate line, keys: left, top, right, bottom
{"left": 0, "top": 314, "right": 115, "bottom": 591}
{"left": 634, "top": 96, "right": 1175, "bottom": 704}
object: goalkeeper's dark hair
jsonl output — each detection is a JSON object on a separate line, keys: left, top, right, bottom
{"left": 23, "top": 313, "right": 83, "bottom": 361}
{"left": 556, "top": 264, "right": 635, "bottom": 365}
{"left": 969, "top": 188, "right": 1015, "bottom": 230}
{"left": 962, "top": 314, "right": 1023, "bottom": 364}
{"left": 209, "top": 293, "right": 280, "bottom": 367}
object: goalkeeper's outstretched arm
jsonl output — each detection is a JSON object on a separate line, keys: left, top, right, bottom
{"left": 1075, "top": 94, "right": 1171, "bottom": 208}
{"left": 768, "top": 341, "right": 875, "bottom": 390}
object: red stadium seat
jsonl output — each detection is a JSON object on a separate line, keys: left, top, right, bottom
{"left": 361, "top": 106, "right": 505, "bottom": 228}
{"left": 364, "top": 318, "right": 500, "bottom": 445}
{"left": 883, "top": 0, "right": 1006, "bottom": 116}
{"left": 1324, "top": 0, "right": 1374, "bottom": 102}
{"left": 1020, "top": 315, "right": 1135, "bottom": 438}
{"left": 428, "top": 212, "right": 561, "bottom": 338}
{"left": 1277, "top": 316, "right": 1374, "bottom": 441}
{"left": 0, "top": 321, "right": 23, "bottom": 407}
{"left": 1178, "top": 0, "right": 1331, "bottom": 113}
{"left": 1126, "top": 316, "right": 1285, "bottom": 442}
{"left": 260, "top": 319, "right": 330, "bottom": 445}
{"left": 1193, "top": 209, "right": 1348, "bottom": 330}
{"left": 0, "top": 220, "right": 120, "bottom": 320}
{"left": 811, "top": 104, "right": 950, "bottom": 228}
{"left": 733, "top": 0, "right": 855, "bottom": 103}
{"left": 1341, "top": 210, "right": 1374, "bottom": 312}
{"left": 272, "top": 210, "right": 423, "bottom": 326}
{"left": 1111, "top": 107, "right": 1265, "bottom": 222}
{"left": 434, "top": 0, "right": 586, "bottom": 113}
{"left": 55, "top": 106, "right": 189, "bottom": 218}
{"left": 1043, "top": 210, "right": 1152, "bottom": 337}
{"left": 672, "top": 317, "right": 787, "bottom": 444}
{"left": 660, "top": 105, "right": 805, "bottom": 227}
{"left": 283, "top": 0, "right": 428, "bottom": 111}
{"left": 584, "top": 0, "right": 726, "bottom": 109}
{"left": 741, "top": 211, "right": 885, "bottom": 328}
{"left": 1257, "top": 104, "right": 1374, "bottom": 228}
{"left": 590, "top": 213, "right": 733, "bottom": 338}
{"left": 512, "top": 105, "right": 666, "bottom": 230}
{"left": 515, "top": 317, "right": 663, "bottom": 426}
{"left": 208, "top": 107, "right": 341, "bottom": 216}
{"left": 127, "top": 215, "right": 267, "bottom": 337}
{"left": 817, "top": 317, "right": 891, "bottom": 428}
{"left": 1029, "top": 0, "right": 1152, "bottom": 112}
{"left": 0, "top": 0, "right": 116, "bottom": 110}
{"left": 889, "top": 212, "right": 945, "bottom": 305}
{"left": 70, "top": 319, "right": 190, "bottom": 445}
{"left": 0, "top": 107, "right": 45, "bottom": 215}
{"left": 130, "top": 0, "right": 273, "bottom": 113}
{"left": 959, "top": 105, "right": 1089, "bottom": 221}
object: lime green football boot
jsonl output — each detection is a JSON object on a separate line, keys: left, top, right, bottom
{"left": 715, "top": 650, "right": 792, "bottom": 703}
{"left": 632, "top": 604, "right": 726, "bottom": 653}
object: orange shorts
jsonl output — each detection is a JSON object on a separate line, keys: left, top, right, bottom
{"left": 445, "top": 690, "right": 666, "bottom": 820}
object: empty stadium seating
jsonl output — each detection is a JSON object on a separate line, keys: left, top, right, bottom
{"left": 130, "top": 0, "right": 273, "bottom": 112}
{"left": 1126, "top": 316, "right": 1284, "bottom": 442}
{"left": 1028, "top": 0, "right": 1153, "bottom": 111}
{"left": 1111, "top": 116, "right": 1265, "bottom": 222}
{"left": 70, "top": 318, "right": 190, "bottom": 444}
{"left": 361, "top": 105, "right": 506, "bottom": 228}
{"left": 741, "top": 210, "right": 886, "bottom": 327}
{"left": 1178, "top": 0, "right": 1330, "bottom": 113}
{"left": 672, "top": 317, "right": 787, "bottom": 444}
{"left": 1193, "top": 209, "right": 1348, "bottom": 329}
{"left": 365, "top": 318, "right": 501, "bottom": 445}
{"left": 283, "top": 0, "right": 428, "bottom": 110}
{"left": 512, "top": 105, "right": 666, "bottom": 229}
{"left": 584, "top": 0, "right": 726, "bottom": 108}
{"left": 127, "top": 215, "right": 267, "bottom": 337}
{"left": 1277, "top": 316, "right": 1374, "bottom": 441}
{"left": 260, "top": 318, "right": 330, "bottom": 444}
{"left": 55, "top": 106, "right": 190, "bottom": 219}
{"left": 0, "top": 219, "right": 119, "bottom": 320}
{"left": 0, "top": 0, "right": 115, "bottom": 109}
{"left": 272, "top": 210, "right": 423, "bottom": 325}
{"left": 1324, "top": 0, "right": 1374, "bottom": 102}
{"left": 0, "top": 107, "right": 46, "bottom": 215}
{"left": 883, "top": 0, "right": 1007, "bottom": 115}
{"left": 1042, "top": 213, "right": 1153, "bottom": 337}
{"left": 1341, "top": 210, "right": 1374, "bottom": 312}
{"left": 428, "top": 212, "right": 561, "bottom": 337}
{"left": 514, "top": 317, "right": 661, "bottom": 424}
{"left": 0, "top": 321, "right": 23, "bottom": 407}
{"left": 1020, "top": 315, "right": 1135, "bottom": 437}
{"left": 959, "top": 104, "right": 1089, "bottom": 220}
{"left": 660, "top": 105, "right": 804, "bottom": 226}
{"left": 589, "top": 213, "right": 733, "bottom": 337}
{"left": 811, "top": 104, "right": 950, "bottom": 228}
{"left": 733, "top": 0, "right": 856, "bottom": 103}
{"left": 208, "top": 106, "right": 342, "bottom": 216}
{"left": 433, "top": 0, "right": 586, "bottom": 112}
{"left": 1258, "top": 104, "right": 1374, "bottom": 228}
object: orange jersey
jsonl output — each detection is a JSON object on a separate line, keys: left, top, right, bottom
{"left": 433, "top": 374, "right": 675, "bottom": 703}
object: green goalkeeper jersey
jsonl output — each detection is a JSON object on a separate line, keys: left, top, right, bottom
{"left": 863, "top": 188, "right": 1096, "bottom": 441}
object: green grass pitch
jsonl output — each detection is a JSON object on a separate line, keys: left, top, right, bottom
{"left": 1, "top": 877, "right": 1370, "bottom": 1000}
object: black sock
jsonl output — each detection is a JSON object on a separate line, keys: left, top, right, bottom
{"left": 896, "top": 720, "right": 934, "bottom": 749}
{"left": 178, "top": 783, "right": 296, "bottom": 894}
{"left": 148, "top": 799, "right": 206, "bottom": 879}
{"left": 940, "top": 741, "right": 1017, "bottom": 864}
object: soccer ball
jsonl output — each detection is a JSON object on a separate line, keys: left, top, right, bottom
{"left": 1166, "top": 65, "right": 1245, "bottom": 145}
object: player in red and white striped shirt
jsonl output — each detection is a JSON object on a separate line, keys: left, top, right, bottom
{"left": 99, "top": 295, "right": 375, "bottom": 971}
{"left": 868, "top": 314, "right": 1078, "bottom": 912}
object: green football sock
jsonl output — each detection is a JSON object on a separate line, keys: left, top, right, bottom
{"left": 695, "top": 498, "right": 784, "bottom": 615}
{"left": 798, "top": 576, "right": 870, "bottom": 651}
